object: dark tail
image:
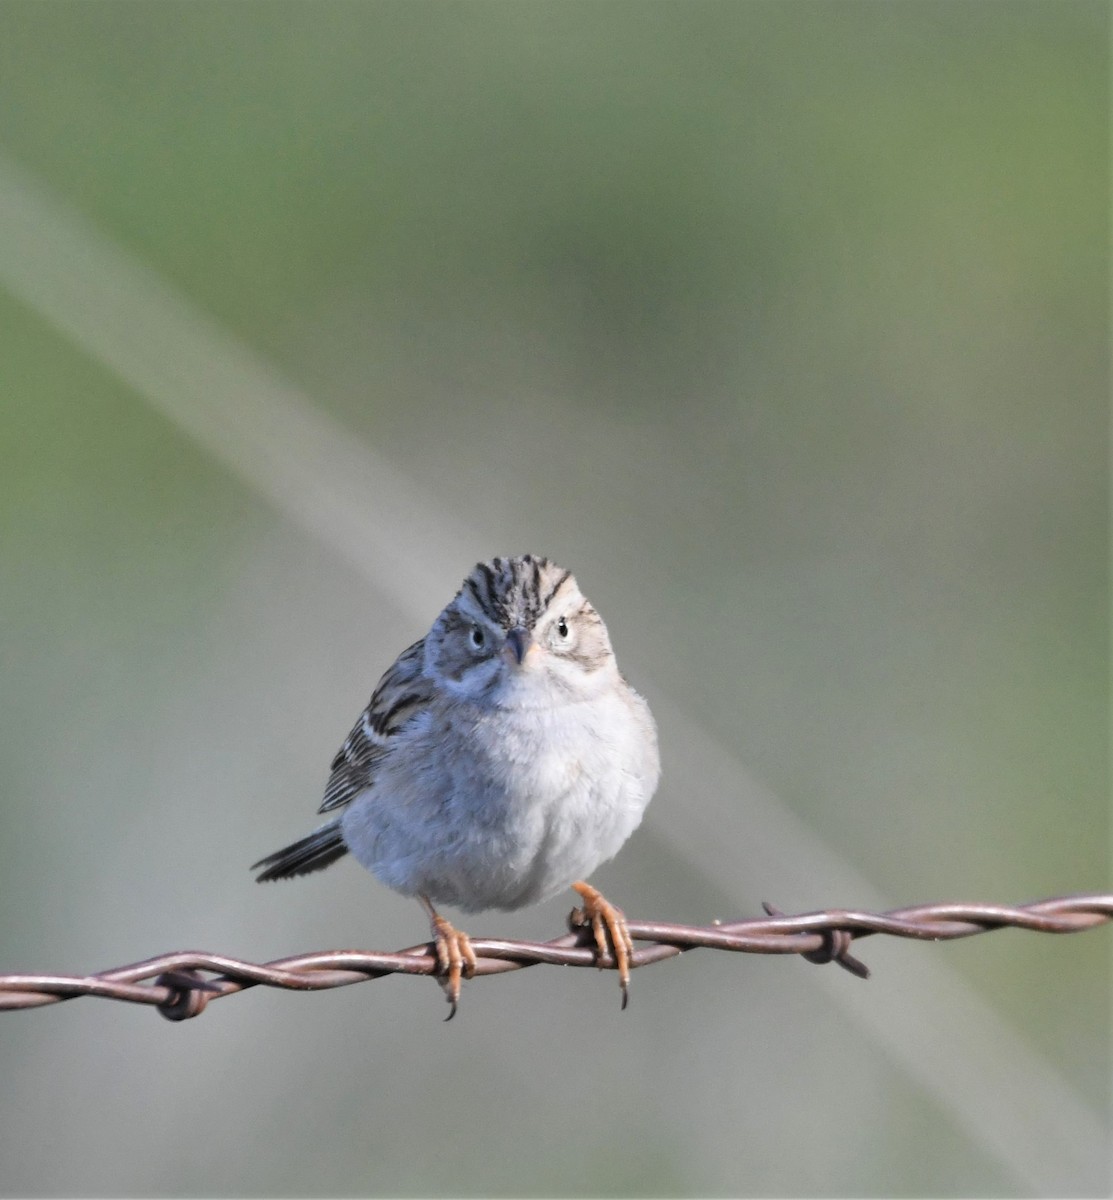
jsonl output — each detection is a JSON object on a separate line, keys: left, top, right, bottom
{"left": 252, "top": 822, "right": 348, "bottom": 882}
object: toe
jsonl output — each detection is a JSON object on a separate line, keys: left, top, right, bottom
{"left": 460, "top": 931, "right": 478, "bottom": 978}
{"left": 571, "top": 881, "right": 635, "bottom": 1006}
{"left": 429, "top": 913, "right": 473, "bottom": 1018}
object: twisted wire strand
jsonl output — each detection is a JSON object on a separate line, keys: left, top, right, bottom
{"left": 1, "top": 893, "right": 1108, "bottom": 1022}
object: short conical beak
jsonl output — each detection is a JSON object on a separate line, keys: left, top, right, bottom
{"left": 503, "top": 626, "right": 532, "bottom": 666}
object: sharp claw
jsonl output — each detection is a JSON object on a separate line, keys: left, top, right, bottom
{"left": 445, "top": 967, "right": 462, "bottom": 1010}
{"left": 429, "top": 910, "right": 473, "bottom": 1017}
{"left": 571, "top": 881, "right": 635, "bottom": 1007}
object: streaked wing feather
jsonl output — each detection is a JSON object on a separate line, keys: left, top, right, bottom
{"left": 317, "top": 638, "right": 430, "bottom": 814}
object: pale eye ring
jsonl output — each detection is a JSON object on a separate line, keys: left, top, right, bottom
{"left": 470, "top": 625, "right": 486, "bottom": 649}
{"left": 556, "top": 617, "right": 570, "bottom": 639}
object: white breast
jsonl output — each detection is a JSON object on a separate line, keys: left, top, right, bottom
{"left": 340, "top": 682, "right": 659, "bottom": 913}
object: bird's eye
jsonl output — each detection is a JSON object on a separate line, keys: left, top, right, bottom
{"left": 470, "top": 626, "right": 486, "bottom": 649}
{"left": 556, "top": 617, "right": 570, "bottom": 639}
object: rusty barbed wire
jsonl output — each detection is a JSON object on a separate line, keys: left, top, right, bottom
{"left": 1, "top": 893, "right": 1108, "bottom": 1022}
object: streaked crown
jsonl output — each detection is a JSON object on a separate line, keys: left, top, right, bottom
{"left": 427, "top": 554, "right": 615, "bottom": 697}
{"left": 459, "top": 555, "right": 573, "bottom": 630}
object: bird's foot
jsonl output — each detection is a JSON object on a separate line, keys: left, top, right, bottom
{"left": 428, "top": 911, "right": 477, "bottom": 1020}
{"left": 570, "top": 881, "right": 635, "bottom": 1009}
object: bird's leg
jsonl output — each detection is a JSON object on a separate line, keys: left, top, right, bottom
{"left": 418, "top": 894, "right": 476, "bottom": 1020}
{"left": 569, "top": 881, "right": 636, "bottom": 1009}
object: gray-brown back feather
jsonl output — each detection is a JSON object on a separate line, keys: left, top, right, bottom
{"left": 318, "top": 637, "right": 430, "bottom": 814}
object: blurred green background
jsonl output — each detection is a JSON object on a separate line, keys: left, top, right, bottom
{"left": 0, "top": 1, "right": 1107, "bottom": 1195}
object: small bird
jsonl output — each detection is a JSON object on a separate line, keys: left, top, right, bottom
{"left": 253, "top": 554, "right": 660, "bottom": 1015}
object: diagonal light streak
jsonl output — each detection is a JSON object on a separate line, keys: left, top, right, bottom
{"left": 0, "top": 152, "right": 1103, "bottom": 1195}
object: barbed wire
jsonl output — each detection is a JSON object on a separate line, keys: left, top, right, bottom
{"left": 1, "top": 892, "right": 1108, "bottom": 1022}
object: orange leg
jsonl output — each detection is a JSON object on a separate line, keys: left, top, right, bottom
{"left": 571, "top": 881, "right": 636, "bottom": 1009}
{"left": 418, "top": 895, "right": 477, "bottom": 1020}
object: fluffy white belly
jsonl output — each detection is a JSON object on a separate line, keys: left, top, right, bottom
{"left": 340, "top": 688, "right": 658, "bottom": 912}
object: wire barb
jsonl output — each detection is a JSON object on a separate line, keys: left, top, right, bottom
{"left": 761, "top": 901, "right": 871, "bottom": 977}
{"left": 1, "top": 893, "right": 1108, "bottom": 1021}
